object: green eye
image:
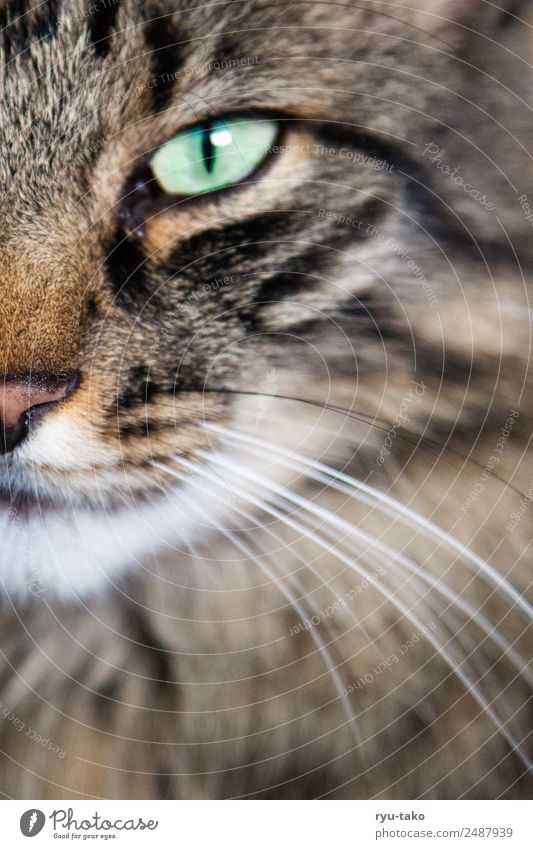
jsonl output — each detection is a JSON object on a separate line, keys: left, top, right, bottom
{"left": 149, "top": 117, "right": 278, "bottom": 197}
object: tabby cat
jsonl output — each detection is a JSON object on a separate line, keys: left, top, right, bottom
{"left": 0, "top": 0, "right": 531, "bottom": 799}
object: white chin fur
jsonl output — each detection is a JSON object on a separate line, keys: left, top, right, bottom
{"left": 0, "top": 457, "right": 237, "bottom": 602}
{"left": 1, "top": 386, "right": 358, "bottom": 601}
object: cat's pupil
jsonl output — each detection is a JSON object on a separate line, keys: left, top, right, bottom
{"left": 202, "top": 123, "right": 216, "bottom": 174}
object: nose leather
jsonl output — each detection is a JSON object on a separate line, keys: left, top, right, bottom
{"left": 0, "top": 374, "right": 74, "bottom": 454}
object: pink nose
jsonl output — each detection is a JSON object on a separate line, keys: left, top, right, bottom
{"left": 0, "top": 373, "right": 78, "bottom": 454}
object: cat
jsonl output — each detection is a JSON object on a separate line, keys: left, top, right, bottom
{"left": 0, "top": 0, "right": 531, "bottom": 799}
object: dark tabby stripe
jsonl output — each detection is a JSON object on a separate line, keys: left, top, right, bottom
{"left": 143, "top": 14, "right": 185, "bottom": 110}
{"left": 116, "top": 365, "right": 161, "bottom": 411}
{"left": 87, "top": 0, "right": 122, "bottom": 58}
{"left": 105, "top": 225, "right": 150, "bottom": 299}
{"left": 0, "top": 0, "right": 62, "bottom": 54}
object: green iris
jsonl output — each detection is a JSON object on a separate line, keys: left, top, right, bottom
{"left": 149, "top": 117, "right": 278, "bottom": 197}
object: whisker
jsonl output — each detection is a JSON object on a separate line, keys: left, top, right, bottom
{"left": 151, "top": 459, "right": 361, "bottom": 740}
{"left": 172, "top": 451, "right": 532, "bottom": 772}
{"left": 202, "top": 468, "right": 378, "bottom": 653}
{"left": 202, "top": 447, "right": 533, "bottom": 695}
{"left": 201, "top": 449, "right": 532, "bottom": 684}
{"left": 184, "top": 461, "right": 512, "bottom": 762}
{"left": 205, "top": 423, "right": 533, "bottom": 621}
{"left": 176, "top": 386, "right": 527, "bottom": 499}
{"left": 202, "top": 436, "right": 532, "bottom": 688}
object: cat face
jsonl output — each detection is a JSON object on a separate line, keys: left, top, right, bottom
{"left": 0, "top": 0, "right": 530, "bottom": 596}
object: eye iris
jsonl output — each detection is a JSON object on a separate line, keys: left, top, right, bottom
{"left": 150, "top": 118, "right": 277, "bottom": 197}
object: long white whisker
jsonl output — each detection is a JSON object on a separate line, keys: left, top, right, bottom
{"left": 203, "top": 449, "right": 533, "bottom": 693}
{"left": 226, "top": 494, "right": 374, "bottom": 647}
{"left": 177, "top": 451, "right": 531, "bottom": 771}
{"left": 153, "top": 455, "right": 533, "bottom": 788}
{"left": 227, "top": 488, "right": 518, "bottom": 760}
{"left": 201, "top": 450, "right": 530, "bottom": 695}
{"left": 205, "top": 423, "right": 533, "bottom": 621}
{"left": 204, "top": 440, "right": 532, "bottom": 688}
{"left": 153, "top": 460, "right": 361, "bottom": 741}
{"left": 186, "top": 465, "right": 512, "bottom": 762}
